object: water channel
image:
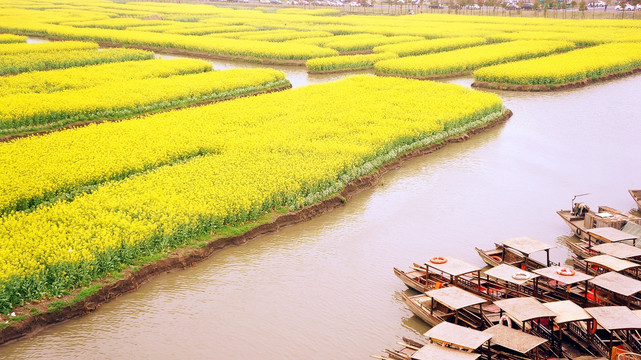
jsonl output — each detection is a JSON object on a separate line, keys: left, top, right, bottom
{"left": 1, "top": 54, "right": 640, "bottom": 359}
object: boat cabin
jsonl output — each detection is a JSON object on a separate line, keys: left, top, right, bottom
{"left": 586, "top": 227, "right": 638, "bottom": 247}
{"left": 476, "top": 236, "right": 555, "bottom": 270}
{"left": 401, "top": 286, "right": 487, "bottom": 329}
{"left": 423, "top": 322, "right": 491, "bottom": 356}
{"left": 589, "top": 271, "right": 641, "bottom": 308}
{"left": 581, "top": 254, "right": 641, "bottom": 279}
{"left": 532, "top": 266, "right": 593, "bottom": 303}
{"left": 423, "top": 256, "right": 483, "bottom": 292}
{"left": 493, "top": 297, "right": 559, "bottom": 356}
{"left": 394, "top": 256, "right": 482, "bottom": 293}
{"left": 483, "top": 324, "right": 549, "bottom": 360}
{"left": 584, "top": 306, "right": 641, "bottom": 359}
{"left": 541, "top": 300, "right": 594, "bottom": 356}
{"left": 501, "top": 237, "right": 554, "bottom": 268}
{"left": 482, "top": 264, "right": 543, "bottom": 300}
{"left": 590, "top": 242, "right": 641, "bottom": 260}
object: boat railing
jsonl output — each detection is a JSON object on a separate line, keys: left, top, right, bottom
{"left": 629, "top": 332, "right": 641, "bottom": 354}
{"left": 568, "top": 322, "right": 590, "bottom": 344}
{"left": 618, "top": 353, "right": 641, "bottom": 360}
{"left": 591, "top": 333, "right": 610, "bottom": 358}
{"left": 531, "top": 321, "right": 562, "bottom": 354}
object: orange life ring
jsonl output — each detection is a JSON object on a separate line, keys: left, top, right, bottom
{"left": 557, "top": 267, "right": 576, "bottom": 276}
{"left": 588, "top": 319, "right": 597, "bottom": 334}
{"left": 499, "top": 314, "right": 512, "bottom": 327}
{"left": 490, "top": 255, "right": 502, "bottom": 262}
{"left": 430, "top": 256, "right": 447, "bottom": 264}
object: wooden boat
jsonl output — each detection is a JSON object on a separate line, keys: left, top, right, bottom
{"left": 557, "top": 204, "right": 641, "bottom": 241}
{"left": 401, "top": 286, "right": 489, "bottom": 329}
{"left": 631, "top": 189, "right": 641, "bottom": 211}
{"left": 476, "top": 236, "right": 555, "bottom": 270}
{"left": 565, "top": 229, "right": 641, "bottom": 260}
{"left": 375, "top": 337, "right": 424, "bottom": 360}
{"left": 393, "top": 264, "right": 431, "bottom": 293}
{"left": 394, "top": 256, "right": 483, "bottom": 294}
{"left": 582, "top": 306, "right": 641, "bottom": 359}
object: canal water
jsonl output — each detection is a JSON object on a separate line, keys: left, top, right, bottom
{"left": 1, "top": 56, "right": 640, "bottom": 359}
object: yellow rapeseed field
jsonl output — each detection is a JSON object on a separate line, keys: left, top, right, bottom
{"left": 374, "top": 40, "right": 574, "bottom": 78}
{"left": 0, "top": 75, "right": 504, "bottom": 311}
{"left": 0, "top": 68, "right": 289, "bottom": 134}
{"left": 474, "top": 42, "right": 641, "bottom": 86}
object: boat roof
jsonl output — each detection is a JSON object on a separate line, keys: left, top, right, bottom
{"left": 532, "top": 266, "right": 593, "bottom": 285}
{"left": 585, "top": 306, "right": 641, "bottom": 331}
{"left": 483, "top": 325, "right": 547, "bottom": 354}
{"left": 493, "top": 297, "right": 556, "bottom": 322}
{"left": 425, "top": 286, "right": 486, "bottom": 310}
{"left": 591, "top": 242, "right": 641, "bottom": 259}
{"left": 500, "top": 236, "right": 554, "bottom": 255}
{"left": 423, "top": 322, "right": 492, "bottom": 351}
{"left": 483, "top": 264, "right": 538, "bottom": 285}
{"left": 622, "top": 222, "right": 641, "bottom": 241}
{"left": 587, "top": 227, "right": 638, "bottom": 243}
{"left": 424, "top": 256, "right": 482, "bottom": 276}
{"left": 542, "top": 300, "right": 592, "bottom": 324}
{"left": 584, "top": 254, "right": 640, "bottom": 272}
{"left": 590, "top": 271, "right": 641, "bottom": 296}
{"left": 412, "top": 342, "right": 481, "bottom": 360}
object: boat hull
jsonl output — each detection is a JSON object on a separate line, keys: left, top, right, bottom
{"left": 631, "top": 189, "right": 641, "bottom": 211}
{"left": 400, "top": 292, "right": 441, "bottom": 327}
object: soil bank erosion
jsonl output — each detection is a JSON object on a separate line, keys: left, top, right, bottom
{"left": 0, "top": 109, "right": 511, "bottom": 345}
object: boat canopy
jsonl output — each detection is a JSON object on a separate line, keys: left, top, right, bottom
{"left": 411, "top": 342, "right": 481, "bottom": 360}
{"left": 425, "top": 286, "right": 486, "bottom": 310}
{"left": 591, "top": 242, "right": 641, "bottom": 259}
{"left": 424, "top": 256, "right": 482, "bottom": 277}
{"left": 484, "top": 264, "right": 538, "bottom": 286}
{"left": 423, "top": 322, "right": 492, "bottom": 351}
{"left": 631, "top": 309, "right": 641, "bottom": 321}
{"left": 493, "top": 297, "right": 556, "bottom": 323}
{"left": 585, "top": 306, "right": 641, "bottom": 331}
{"left": 532, "top": 266, "right": 593, "bottom": 285}
{"left": 483, "top": 325, "right": 547, "bottom": 354}
{"left": 500, "top": 236, "right": 554, "bottom": 255}
{"left": 590, "top": 271, "right": 641, "bottom": 297}
{"left": 587, "top": 227, "right": 638, "bottom": 243}
{"left": 542, "top": 300, "right": 592, "bottom": 324}
{"left": 622, "top": 221, "right": 641, "bottom": 241}
{"left": 584, "top": 254, "right": 640, "bottom": 272}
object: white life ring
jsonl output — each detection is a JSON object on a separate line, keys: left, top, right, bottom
{"left": 499, "top": 314, "right": 512, "bottom": 327}
{"left": 512, "top": 272, "right": 529, "bottom": 281}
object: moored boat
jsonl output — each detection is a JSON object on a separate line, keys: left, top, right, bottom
{"left": 557, "top": 204, "right": 641, "bottom": 241}
{"left": 565, "top": 227, "right": 640, "bottom": 260}
{"left": 394, "top": 256, "right": 483, "bottom": 294}
{"left": 476, "top": 236, "right": 555, "bottom": 270}
{"left": 401, "top": 286, "right": 489, "bottom": 329}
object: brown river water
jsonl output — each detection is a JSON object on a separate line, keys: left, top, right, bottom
{"left": 1, "top": 55, "right": 640, "bottom": 359}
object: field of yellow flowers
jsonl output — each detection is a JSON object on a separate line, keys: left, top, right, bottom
{"left": 2, "top": 0, "right": 641, "bottom": 316}
{"left": 473, "top": 42, "right": 641, "bottom": 87}
{"left": 0, "top": 67, "right": 289, "bottom": 134}
{"left": 0, "top": 75, "right": 505, "bottom": 312}
{"left": 374, "top": 40, "right": 574, "bottom": 78}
